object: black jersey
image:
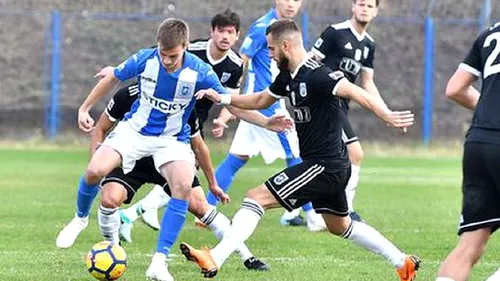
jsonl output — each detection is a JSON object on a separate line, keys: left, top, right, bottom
{"left": 105, "top": 84, "right": 200, "bottom": 136}
{"left": 461, "top": 22, "right": 500, "bottom": 144}
{"left": 268, "top": 56, "right": 349, "bottom": 167}
{"left": 188, "top": 39, "right": 243, "bottom": 124}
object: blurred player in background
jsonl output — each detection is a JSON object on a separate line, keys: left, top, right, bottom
{"left": 207, "top": 0, "right": 327, "bottom": 232}
{"left": 436, "top": 22, "right": 500, "bottom": 281}
{"left": 311, "top": 0, "right": 381, "bottom": 222}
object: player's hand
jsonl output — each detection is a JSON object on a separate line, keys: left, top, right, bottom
{"left": 209, "top": 184, "right": 230, "bottom": 204}
{"left": 266, "top": 114, "right": 294, "bottom": 133}
{"left": 195, "top": 89, "right": 222, "bottom": 103}
{"left": 78, "top": 110, "right": 95, "bottom": 133}
{"left": 383, "top": 110, "right": 414, "bottom": 131}
{"left": 94, "top": 66, "right": 115, "bottom": 80}
{"left": 212, "top": 118, "right": 228, "bottom": 138}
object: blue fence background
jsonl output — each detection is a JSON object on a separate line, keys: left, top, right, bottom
{"left": 0, "top": 0, "right": 495, "bottom": 143}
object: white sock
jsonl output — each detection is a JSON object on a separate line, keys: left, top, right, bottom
{"left": 122, "top": 185, "right": 170, "bottom": 222}
{"left": 436, "top": 278, "right": 456, "bottom": 281}
{"left": 345, "top": 164, "right": 360, "bottom": 212}
{"left": 281, "top": 208, "right": 300, "bottom": 220}
{"left": 210, "top": 198, "right": 264, "bottom": 267}
{"left": 201, "top": 206, "right": 253, "bottom": 261}
{"left": 342, "top": 220, "right": 406, "bottom": 268}
{"left": 98, "top": 205, "right": 120, "bottom": 243}
{"left": 151, "top": 252, "right": 167, "bottom": 264}
{"left": 487, "top": 269, "right": 500, "bottom": 281}
{"left": 305, "top": 209, "right": 321, "bottom": 223}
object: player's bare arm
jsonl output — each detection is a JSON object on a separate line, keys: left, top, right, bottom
{"left": 78, "top": 74, "right": 119, "bottom": 132}
{"left": 445, "top": 68, "right": 480, "bottom": 110}
{"left": 212, "top": 107, "right": 234, "bottom": 138}
{"left": 336, "top": 79, "right": 414, "bottom": 129}
{"left": 89, "top": 112, "right": 115, "bottom": 157}
{"left": 360, "top": 70, "right": 386, "bottom": 105}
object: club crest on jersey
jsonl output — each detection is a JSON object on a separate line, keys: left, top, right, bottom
{"left": 274, "top": 172, "right": 289, "bottom": 185}
{"left": 220, "top": 72, "right": 231, "bottom": 83}
{"left": 299, "top": 82, "right": 307, "bottom": 97}
{"left": 181, "top": 86, "right": 190, "bottom": 96}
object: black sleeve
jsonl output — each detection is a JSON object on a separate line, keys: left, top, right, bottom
{"left": 105, "top": 83, "right": 139, "bottom": 122}
{"left": 363, "top": 43, "right": 375, "bottom": 70}
{"left": 225, "top": 66, "right": 243, "bottom": 89}
{"left": 188, "top": 109, "right": 200, "bottom": 137}
{"left": 460, "top": 36, "right": 483, "bottom": 77}
{"left": 308, "top": 66, "right": 347, "bottom": 97}
{"left": 268, "top": 71, "right": 288, "bottom": 99}
{"left": 312, "top": 26, "right": 337, "bottom": 60}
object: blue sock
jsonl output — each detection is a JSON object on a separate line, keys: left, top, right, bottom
{"left": 286, "top": 157, "right": 302, "bottom": 167}
{"left": 207, "top": 154, "right": 247, "bottom": 206}
{"left": 285, "top": 158, "right": 313, "bottom": 212}
{"left": 76, "top": 175, "right": 99, "bottom": 218}
{"left": 156, "top": 198, "right": 189, "bottom": 255}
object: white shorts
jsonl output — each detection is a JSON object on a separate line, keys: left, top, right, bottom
{"left": 229, "top": 120, "right": 300, "bottom": 164}
{"left": 102, "top": 121, "right": 195, "bottom": 173}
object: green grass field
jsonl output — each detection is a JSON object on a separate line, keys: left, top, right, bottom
{"left": 1, "top": 146, "right": 500, "bottom": 281}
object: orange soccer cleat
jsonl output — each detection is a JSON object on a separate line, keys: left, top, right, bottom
{"left": 396, "top": 255, "right": 421, "bottom": 281}
{"left": 180, "top": 242, "right": 218, "bottom": 278}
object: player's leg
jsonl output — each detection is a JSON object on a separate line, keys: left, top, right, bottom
{"left": 120, "top": 184, "right": 170, "bottom": 231}
{"left": 436, "top": 142, "right": 500, "bottom": 281}
{"left": 98, "top": 180, "right": 129, "bottom": 243}
{"left": 188, "top": 180, "right": 269, "bottom": 271}
{"left": 342, "top": 117, "right": 364, "bottom": 222}
{"left": 206, "top": 120, "right": 256, "bottom": 206}
{"left": 147, "top": 141, "right": 195, "bottom": 281}
{"left": 56, "top": 145, "right": 122, "bottom": 248}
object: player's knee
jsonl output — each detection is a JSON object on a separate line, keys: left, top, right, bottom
{"left": 170, "top": 181, "right": 192, "bottom": 199}
{"left": 84, "top": 167, "right": 106, "bottom": 185}
{"left": 100, "top": 185, "right": 125, "bottom": 209}
{"left": 325, "top": 216, "right": 351, "bottom": 236}
{"left": 188, "top": 189, "right": 209, "bottom": 218}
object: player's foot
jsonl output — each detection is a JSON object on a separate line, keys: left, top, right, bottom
{"left": 349, "top": 211, "right": 365, "bottom": 223}
{"left": 142, "top": 208, "right": 160, "bottom": 230}
{"left": 194, "top": 217, "right": 207, "bottom": 228}
{"left": 56, "top": 215, "right": 88, "bottom": 248}
{"left": 244, "top": 257, "right": 270, "bottom": 271}
{"left": 306, "top": 213, "right": 327, "bottom": 232}
{"left": 180, "top": 242, "right": 218, "bottom": 278}
{"left": 396, "top": 255, "right": 421, "bottom": 281}
{"left": 280, "top": 215, "right": 307, "bottom": 226}
{"left": 146, "top": 256, "right": 174, "bottom": 281}
{"left": 119, "top": 221, "right": 133, "bottom": 243}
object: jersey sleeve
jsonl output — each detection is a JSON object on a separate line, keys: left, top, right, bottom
{"left": 240, "top": 23, "right": 266, "bottom": 58}
{"left": 362, "top": 44, "right": 375, "bottom": 73}
{"left": 188, "top": 109, "right": 200, "bottom": 137}
{"left": 459, "top": 37, "right": 483, "bottom": 77}
{"left": 267, "top": 71, "right": 288, "bottom": 99}
{"left": 225, "top": 66, "right": 243, "bottom": 89}
{"left": 113, "top": 49, "right": 150, "bottom": 81}
{"left": 105, "top": 83, "right": 139, "bottom": 122}
{"left": 311, "top": 26, "right": 337, "bottom": 61}
{"left": 309, "top": 67, "right": 348, "bottom": 97}
{"left": 198, "top": 68, "right": 230, "bottom": 95}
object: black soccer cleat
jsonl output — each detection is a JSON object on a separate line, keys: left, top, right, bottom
{"left": 287, "top": 215, "right": 307, "bottom": 226}
{"left": 244, "top": 257, "right": 270, "bottom": 271}
{"left": 349, "top": 211, "right": 366, "bottom": 223}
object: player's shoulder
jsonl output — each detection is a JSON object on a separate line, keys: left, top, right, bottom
{"left": 188, "top": 39, "right": 209, "bottom": 51}
{"left": 251, "top": 9, "right": 277, "bottom": 30}
{"left": 227, "top": 48, "right": 243, "bottom": 67}
{"left": 135, "top": 47, "right": 157, "bottom": 61}
{"left": 330, "top": 20, "right": 351, "bottom": 31}
{"left": 185, "top": 51, "right": 211, "bottom": 72}
{"left": 365, "top": 32, "right": 375, "bottom": 43}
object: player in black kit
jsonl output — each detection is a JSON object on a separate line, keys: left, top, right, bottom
{"left": 180, "top": 19, "right": 420, "bottom": 281}
{"left": 436, "top": 22, "right": 500, "bottom": 281}
{"left": 311, "top": 0, "right": 382, "bottom": 222}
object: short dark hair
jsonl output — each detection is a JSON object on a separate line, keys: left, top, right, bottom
{"left": 353, "top": 0, "right": 380, "bottom": 7}
{"left": 157, "top": 18, "right": 189, "bottom": 49}
{"left": 211, "top": 9, "right": 240, "bottom": 32}
{"left": 265, "top": 19, "right": 300, "bottom": 40}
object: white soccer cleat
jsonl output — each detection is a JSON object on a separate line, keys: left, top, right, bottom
{"left": 56, "top": 215, "right": 88, "bottom": 248}
{"left": 146, "top": 257, "right": 174, "bottom": 281}
{"left": 142, "top": 208, "right": 160, "bottom": 230}
{"left": 119, "top": 221, "right": 134, "bottom": 243}
{"left": 307, "top": 212, "right": 327, "bottom": 232}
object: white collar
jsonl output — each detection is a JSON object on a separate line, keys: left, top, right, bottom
{"left": 206, "top": 39, "right": 227, "bottom": 66}
{"left": 290, "top": 53, "right": 311, "bottom": 79}
{"left": 346, "top": 20, "right": 367, "bottom": 42}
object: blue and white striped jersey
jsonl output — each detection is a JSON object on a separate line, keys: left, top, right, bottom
{"left": 240, "top": 8, "right": 285, "bottom": 117}
{"left": 113, "top": 48, "right": 228, "bottom": 143}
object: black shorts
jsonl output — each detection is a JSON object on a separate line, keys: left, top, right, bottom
{"left": 101, "top": 157, "right": 201, "bottom": 204}
{"left": 459, "top": 142, "right": 500, "bottom": 235}
{"left": 341, "top": 113, "right": 358, "bottom": 145}
{"left": 265, "top": 159, "right": 351, "bottom": 216}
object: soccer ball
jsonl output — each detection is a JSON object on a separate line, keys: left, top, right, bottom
{"left": 85, "top": 241, "right": 127, "bottom": 281}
